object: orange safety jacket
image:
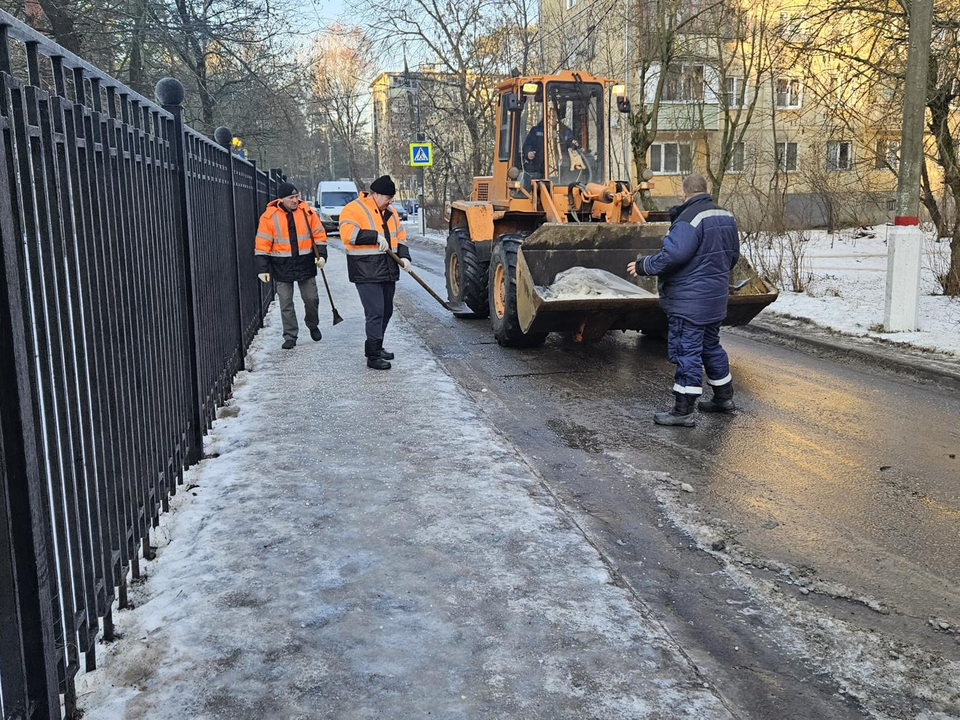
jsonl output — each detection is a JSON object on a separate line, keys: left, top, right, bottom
{"left": 255, "top": 200, "right": 327, "bottom": 282}
{"left": 338, "top": 193, "right": 411, "bottom": 283}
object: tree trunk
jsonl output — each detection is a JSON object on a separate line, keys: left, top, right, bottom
{"left": 36, "top": 0, "right": 80, "bottom": 53}
{"left": 128, "top": 0, "right": 147, "bottom": 95}
{"left": 947, "top": 227, "right": 960, "bottom": 295}
{"left": 927, "top": 94, "right": 960, "bottom": 295}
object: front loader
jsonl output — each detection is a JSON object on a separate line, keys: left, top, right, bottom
{"left": 444, "top": 70, "right": 777, "bottom": 347}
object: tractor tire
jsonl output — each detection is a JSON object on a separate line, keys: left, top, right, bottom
{"left": 445, "top": 225, "right": 489, "bottom": 317}
{"left": 489, "top": 234, "right": 548, "bottom": 348}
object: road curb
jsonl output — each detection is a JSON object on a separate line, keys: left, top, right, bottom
{"left": 733, "top": 316, "right": 960, "bottom": 390}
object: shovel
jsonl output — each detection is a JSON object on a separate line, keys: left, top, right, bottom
{"left": 313, "top": 244, "right": 344, "bottom": 325}
{"left": 386, "top": 249, "right": 468, "bottom": 313}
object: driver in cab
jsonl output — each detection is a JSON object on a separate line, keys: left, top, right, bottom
{"left": 522, "top": 119, "right": 579, "bottom": 179}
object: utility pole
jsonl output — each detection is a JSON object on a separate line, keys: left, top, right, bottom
{"left": 884, "top": 0, "right": 934, "bottom": 331}
{"left": 403, "top": 54, "right": 427, "bottom": 237}
{"left": 415, "top": 84, "right": 426, "bottom": 238}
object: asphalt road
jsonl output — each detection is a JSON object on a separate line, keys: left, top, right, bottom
{"left": 385, "top": 237, "right": 960, "bottom": 719}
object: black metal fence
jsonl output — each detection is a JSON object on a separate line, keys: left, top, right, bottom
{"left": 0, "top": 11, "right": 277, "bottom": 719}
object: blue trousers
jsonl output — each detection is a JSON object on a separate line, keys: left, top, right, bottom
{"left": 666, "top": 317, "right": 732, "bottom": 395}
{"left": 355, "top": 281, "right": 396, "bottom": 342}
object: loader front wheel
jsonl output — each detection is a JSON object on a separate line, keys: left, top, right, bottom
{"left": 489, "top": 235, "right": 548, "bottom": 348}
{"left": 445, "top": 225, "right": 489, "bottom": 317}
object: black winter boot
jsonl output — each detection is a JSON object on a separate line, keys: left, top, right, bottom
{"left": 379, "top": 347, "right": 395, "bottom": 360}
{"left": 282, "top": 338, "right": 296, "bottom": 350}
{"left": 309, "top": 327, "right": 322, "bottom": 342}
{"left": 654, "top": 393, "right": 697, "bottom": 427}
{"left": 365, "top": 340, "right": 391, "bottom": 370}
{"left": 698, "top": 381, "right": 735, "bottom": 413}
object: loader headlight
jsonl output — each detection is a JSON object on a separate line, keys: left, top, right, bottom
{"left": 613, "top": 84, "right": 631, "bottom": 113}
{"left": 522, "top": 82, "right": 539, "bottom": 95}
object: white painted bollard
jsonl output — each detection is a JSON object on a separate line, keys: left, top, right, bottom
{"left": 883, "top": 223, "right": 924, "bottom": 332}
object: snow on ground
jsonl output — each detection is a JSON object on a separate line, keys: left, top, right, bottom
{"left": 404, "top": 219, "right": 447, "bottom": 250}
{"left": 604, "top": 455, "right": 960, "bottom": 720}
{"left": 755, "top": 225, "right": 960, "bottom": 356}
{"left": 75, "top": 250, "right": 732, "bottom": 719}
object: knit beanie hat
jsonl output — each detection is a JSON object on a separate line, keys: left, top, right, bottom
{"left": 277, "top": 181, "right": 299, "bottom": 199}
{"left": 370, "top": 175, "right": 396, "bottom": 196}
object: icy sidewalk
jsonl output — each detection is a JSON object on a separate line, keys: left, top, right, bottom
{"left": 77, "top": 254, "right": 731, "bottom": 720}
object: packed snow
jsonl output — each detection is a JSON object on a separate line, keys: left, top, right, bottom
{"left": 752, "top": 225, "right": 960, "bottom": 356}
{"left": 74, "top": 251, "right": 732, "bottom": 719}
{"left": 537, "top": 267, "right": 656, "bottom": 301}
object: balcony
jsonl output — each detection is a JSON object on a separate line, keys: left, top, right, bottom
{"left": 656, "top": 102, "right": 719, "bottom": 132}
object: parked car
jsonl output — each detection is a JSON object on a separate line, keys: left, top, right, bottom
{"left": 403, "top": 199, "right": 418, "bottom": 214}
{"left": 391, "top": 202, "right": 409, "bottom": 221}
{"left": 315, "top": 180, "right": 359, "bottom": 233}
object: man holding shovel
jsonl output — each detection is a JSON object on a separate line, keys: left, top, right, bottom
{"left": 255, "top": 182, "right": 328, "bottom": 349}
{"left": 338, "top": 175, "right": 412, "bottom": 370}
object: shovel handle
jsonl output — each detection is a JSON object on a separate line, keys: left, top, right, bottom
{"left": 386, "top": 248, "right": 453, "bottom": 311}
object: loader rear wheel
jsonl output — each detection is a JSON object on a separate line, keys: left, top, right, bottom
{"left": 445, "top": 225, "right": 489, "bottom": 317}
{"left": 489, "top": 235, "right": 548, "bottom": 348}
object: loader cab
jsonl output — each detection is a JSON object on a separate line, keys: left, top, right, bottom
{"left": 491, "top": 76, "right": 606, "bottom": 203}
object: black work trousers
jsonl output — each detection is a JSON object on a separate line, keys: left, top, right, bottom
{"left": 355, "top": 281, "right": 396, "bottom": 342}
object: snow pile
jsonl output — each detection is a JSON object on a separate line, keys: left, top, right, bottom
{"left": 538, "top": 267, "right": 656, "bottom": 301}
{"left": 755, "top": 225, "right": 960, "bottom": 356}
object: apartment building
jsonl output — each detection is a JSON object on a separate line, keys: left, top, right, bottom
{"left": 538, "top": 0, "right": 904, "bottom": 227}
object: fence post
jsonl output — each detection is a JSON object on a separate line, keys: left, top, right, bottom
{"left": 215, "top": 126, "right": 246, "bottom": 372}
{"left": 156, "top": 77, "right": 203, "bottom": 465}
{"left": 0, "top": 58, "right": 61, "bottom": 716}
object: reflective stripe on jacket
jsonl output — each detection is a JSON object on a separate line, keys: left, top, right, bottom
{"left": 339, "top": 193, "right": 411, "bottom": 283}
{"left": 255, "top": 200, "right": 327, "bottom": 282}
{"left": 634, "top": 193, "right": 740, "bottom": 325}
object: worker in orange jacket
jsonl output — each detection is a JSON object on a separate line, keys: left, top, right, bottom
{"left": 338, "top": 175, "right": 411, "bottom": 369}
{"left": 256, "top": 182, "right": 327, "bottom": 349}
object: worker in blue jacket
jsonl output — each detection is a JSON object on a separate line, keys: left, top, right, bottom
{"left": 627, "top": 174, "right": 740, "bottom": 427}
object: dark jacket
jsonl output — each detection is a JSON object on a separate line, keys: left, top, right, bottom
{"left": 634, "top": 193, "right": 740, "bottom": 325}
{"left": 339, "top": 193, "right": 411, "bottom": 283}
{"left": 255, "top": 200, "right": 328, "bottom": 283}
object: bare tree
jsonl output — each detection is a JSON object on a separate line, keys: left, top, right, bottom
{"left": 789, "top": 0, "right": 960, "bottom": 294}
{"left": 310, "top": 24, "right": 374, "bottom": 186}
{"left": 364, "top": 0, "right": 538, "bottom": 189}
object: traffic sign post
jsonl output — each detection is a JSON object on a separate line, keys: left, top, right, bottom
{"left": 409, "top": 142, "right": 432, "bottom": 236}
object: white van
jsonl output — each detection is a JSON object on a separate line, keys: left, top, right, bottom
{"left": 315, "top": 180, "right": 360, "bottom": 233}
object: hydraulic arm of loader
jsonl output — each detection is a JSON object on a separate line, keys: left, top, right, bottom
{"left": 535, "top": 181, "right": 565, "bottom": 224}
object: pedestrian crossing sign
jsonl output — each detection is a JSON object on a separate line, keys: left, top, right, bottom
{"left": 409, "top": 142, "right": 433, "bottom": 167}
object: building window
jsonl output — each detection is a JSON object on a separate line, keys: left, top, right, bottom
{"left": 775, "top": 141, "right": 798, "bottom": 172}
{"left": 727, "top": 142, "right": 745, "bottom": 172}
{"left": 650, "top": 142, "right": 693, "bottom": 174}
{"left": 775, "top": 78, "right": 802, "bottom": 109}
{"left": 778, "top": 12, "right": 803, "bottom": 38}
{"left": 827, "top": 140, "right": 852, "bottom": 171}
{"left": 886, "top": 198, "right": 897, "bottom": 211}
{"left": 875, "top": 139, "right": 899, "bottom": 170}
{"left": 662, "top": 63, "right": 705, "bottom": 103}
{"left": 725, "top": 76, "right": 744, "bottom": 108}
{"left": 566, "top": 0, "right": 576, "bottom": 8}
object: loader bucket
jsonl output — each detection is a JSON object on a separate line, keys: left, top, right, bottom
{"left": 514, "top": 223, "right": 778, "bottom": 341}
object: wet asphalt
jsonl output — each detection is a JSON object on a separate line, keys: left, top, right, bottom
{"left": 385, "top": 238, "right": 960, "bottom": 719}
